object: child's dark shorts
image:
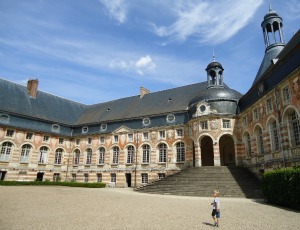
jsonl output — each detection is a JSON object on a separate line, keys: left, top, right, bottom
{"left": 212, "top": 209, "right": 220, "bottom": 218}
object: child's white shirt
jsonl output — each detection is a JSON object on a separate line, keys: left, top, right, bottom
{"left": 213, "top": 197, "right": 220, "bottom": 210}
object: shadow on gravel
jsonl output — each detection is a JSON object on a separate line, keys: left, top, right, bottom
{"left": 202, "top": 222, "right": 215, "bottom": 227}
{"left": 252, "top": 199, "right": 300, "bottom": 213}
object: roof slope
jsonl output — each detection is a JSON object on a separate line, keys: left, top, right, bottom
{"left": 0, "top": 78, "right": 87, "bottom": 125}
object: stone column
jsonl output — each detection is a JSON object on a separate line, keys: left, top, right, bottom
{"left": 213, "top": 142, "right": 221, "bottom": 166}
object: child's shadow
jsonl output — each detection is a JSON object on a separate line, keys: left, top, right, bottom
{"left": 202, "top": 222, "right": 215, "bottom": 227}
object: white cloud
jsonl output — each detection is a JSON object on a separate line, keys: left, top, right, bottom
{"left": 151, "top": 0, "right": 263, "bottom": 44}
{"left": 135, "top": 55, "right": 156, "bottom": 75}
{"left": 99, "top": 0, "right": 127, "bottom": 24}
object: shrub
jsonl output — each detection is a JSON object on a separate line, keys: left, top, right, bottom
{"left": 0, "top": 181, "right": 106, "bottom": 188}
{"left": 262, "top": 167, "right": 300, "bottom": 210}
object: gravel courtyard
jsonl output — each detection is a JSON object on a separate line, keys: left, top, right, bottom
{"left": 0, "top": 186, "right": 299, "bottom": 230}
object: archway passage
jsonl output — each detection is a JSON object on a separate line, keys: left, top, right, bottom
{"left": 219, "top": 135, "right": 236, "bottom": 166}
{"left": 201, "top": 136, "right": 214, "bottom": 166}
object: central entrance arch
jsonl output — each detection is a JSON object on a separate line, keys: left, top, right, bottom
{"left": 201, "top": 136, "right": 214, "bottom": 166}
{"left": 219, "top": 135, "right": 236, "bottom": 166}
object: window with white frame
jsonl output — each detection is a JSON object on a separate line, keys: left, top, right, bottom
{"left": 166, "top": 114, "right": 175, "bottom": 123}
{"left": 243, "top": 116, "right": 248, "bottom": 126}
{"left": 142, "top": 117, "right": 151, "bottom": 127}
{"left": 43, "top": 135, "right": 50, "bottom": 143}
{"left": 159, "top": 131, "right": 165, "bottom": 139}
{"left": 142, "top": 144, "right": 150, "bottom": 163}
{"left": 82, "top": 126, "right": 88, "bottom": 133}
{"left": 52, "top": 124, "right": 60, "bottom": 133}
{"left": 176, "top": 142, "right": 185, "bottom": 162}
{"left": 54, "top": 148, "right": 63, "bottom": 165}
{"left": 0, "top": 142, "right": 13, "bottom": 161}
{"left": 288, "top": 111, "right": 300, "bottom": 147}
{"left": 158, "top": 173, "right": 165, "bottom": 180}
{"left": 6, "top": 129, "right": 14, "bottom": 137}
{"left": 74, "top": 149, "right": 80, "bottom": 165}
{"left": 266, "top": 98, "right": 273, "bottom": 113}
{"left": 222, "top": 119, "right": 231, "bottom": 129}
{"left": 127, "top": 145, "right": 134, "bottom": 164}
{"left": 111, "top": 173, "right": 116, "bottom": 183}
{"left": 59, "top": 138, "right": 64, "bottom": 145}
{"left": 98, "top": 147, "right": 105, "bottom": 164}
{"left": 282, "top": 86, "right": 291, "bottom": 104}
{"left": 86, "top": 148, "right": 92, "bottom": 165}
{"left": 38, "top": 146, "right": 49, "bottom": 164}
{"left": 112, "top": 146, "right": 119, "bottom": 164}
{"left": 158, "top": 143, "right": 167, "bottom": 163}
{"left": 100, "top": 123, "right": 107, "bottom": 131}
{"left": 244, "top": 133, "right": 252, "bottom": 157}
{"left": 270, "top": 121, "right": 280, "bottom": 151}
{"left": 84, "top": 173, "right": 89, "bottom": 182}
{"left": 20, "top": 144, "right": 31, "bottom": 163}
{"left": 253, "top": 108, "right": 259, "bottom": 121}
{"left": 256, "top": 127, "right": 264, "bottom": 155}
{"left": 100, "top": 136, "right": 105, "bottom": 144}
{"left": 200, "top": 121, "right": 208, "bottom": 130}
{"left": 128, "top": 134, "right": 133, "bottom": 142}
{"left": 143, "top": 132, "right": 149, "bottom": 141}
{"left": 26, "top": 132, "right": 33, "bottom": 140}
{"left": 97, "top": 173, "right": 102, "bottom": 182}
{"left": 114, "top": 135, "right": 119, "bottom": 143}
{"left": 176, "top": 129, "right": 183, "bottom": 138}
{"left": 141, "top": 173, "right": 148, "bottom": 184}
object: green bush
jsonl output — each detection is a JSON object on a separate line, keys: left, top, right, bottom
{"left": 0, "top": 180, "right": 106, "bottom": 188}
{"left": 262, "top": 167, "right": 300, "bottom": 210}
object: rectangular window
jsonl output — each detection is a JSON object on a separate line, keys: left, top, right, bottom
{"left": 111, "top": 173, "right": 116, "bottom": 183}
{"left": 26, "top": 132, "right": 33, "bottom": 140}
{"left": 97, "top": 173, "right": 102, "bottom": 182}
{"left": 6, "top": 129, "right": 14, "bottom": 137}
{"left": 143, "top": 132, "right": 149, "bottom": 141}
{"left": 200, "top": 121, "right": 208, "bottom": 130}
{"left": 141, "top": 173, "right": 148, "bottom": 184}
{"left": 84, "top": 173, "right": 89, "bottom": 182}
{"left": 128, "top": 134, "right": 133, "bottom": 142}
{"left": 158, "top": 173, "right": 165, "bottom": 180}
{"left": 75, "top": 139, "right": 80, "bottom": 145}
{"left": 176, "top": 129, "right": 183, "bottom": 137}
{"left": 159, "top": 131, "right": 165, "bottom": 139}
{"left": 72, "top": 174, "right": 76, "bottom": 182}
{"left": 100, "top": 136, "right": 105, "bottom": 144}
{"left": 243, "top": 116, "right": 248, "bottom": 126}
{"left": 266, "top": 98, "right": 273, "bottom": 113}
{"left": 87, "top": 138, "right": 92, "bottom": 145}
{"left": 114, "top": 135, "right": 119, "bottom": 143}
{"left": 53, "top": 173, "right": 60, "bottom": 182}
{"left": 282, "top": 86, "right": 291, "bottom": 103}
{"left": 271, "top": 122, "right": 280, "bottom": 151}
{"left": 253, "top": 109, "right": 259, "bottom": 121}
{"left": 222, "top": 119, "right": 231, "bottom": 129}
{"left": 43, "top": 135, "right": 49, "bottom": 142}
{"left": 59, "top": 138, "right": 64, "bottom": 145}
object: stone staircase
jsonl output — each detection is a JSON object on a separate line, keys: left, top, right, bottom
{"left": 135, "top": 166, "right": 264, "bottom": 198}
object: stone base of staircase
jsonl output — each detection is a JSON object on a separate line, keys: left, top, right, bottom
{"left": 135, "top": 166, "right": 264, "bottom": 199}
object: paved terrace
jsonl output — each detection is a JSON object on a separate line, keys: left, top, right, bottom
{"left": 0, "top": 186, "right": 299, "bottom": 230}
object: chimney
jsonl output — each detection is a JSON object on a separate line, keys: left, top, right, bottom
{"left": 27, "top": 79, "right": 39, "bottom": 99}
{"left": 140, "top": 86, "right": 150, "bottom": 98}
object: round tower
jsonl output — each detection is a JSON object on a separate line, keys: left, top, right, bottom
{"left": 205, "top": 58, "right": 224, "bottom": 88}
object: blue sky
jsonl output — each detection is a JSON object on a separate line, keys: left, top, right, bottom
{"left": 1, "top": 0, "right": 300, "bottom": 105}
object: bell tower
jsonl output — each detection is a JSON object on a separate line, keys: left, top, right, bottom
{"left": 205, "top": 56, "right": 224, "bottom": 88}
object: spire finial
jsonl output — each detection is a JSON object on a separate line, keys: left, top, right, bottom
{"left": 269, "top": 0, "right": 272, "bottom": 11}
{"left": 212, "top": 47, "right": 216, "bottom": 62}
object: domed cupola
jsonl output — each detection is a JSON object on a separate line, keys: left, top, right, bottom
{"left": 252, "top": 5, "right": 285, "bottom": 86}
{"left": 205, "top": 58, "right": 224, "bottom": 88}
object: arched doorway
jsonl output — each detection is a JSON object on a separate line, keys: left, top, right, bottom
{"left": 201, "top": 136, "right": 214, "bottom": 166}
{"left": 219, "top": 135, "right": 236, "bottom": 166}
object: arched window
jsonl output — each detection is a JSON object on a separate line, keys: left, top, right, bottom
{"left": 0, "top": 142, "right": 13, "bottom": 161}
{"left": 86, "top": 148, "right": 92, "bottom": 165}
{"left": 256, "top": 127, "right": 264, "bottom": 155}
{"left": 270, "top": 120, "right": 280, "bottom": 151}
{"left": 112, "top": 146, "right": 119, "bottom": 164}
{"left": 74, "top": 149, "right": 80, "bottom": 165}
{"left": 176, "top": 142, "right": 185, "bottom": 162}
{"left": 288, "top": 111, "right": 300, "bottom": 147}
{"left": 54, "top": 148, "right": 63, "bottom": 165}
{"left": 38, "top": 146, "right": 49, "bottom": 164}
{"left": 142, "top": 144, "right": 150, "bottom": 163}
{"left": 98, "top": 147, "right": 105, "bottom": 164}
{"left": 158, "top": 143, "right": 167, "bottom": 163}
{"left": 20, "top": 144, "right": 32, "bottom": 163}
{"left": 127, "top": 145, "right": 134, "bottom": 164}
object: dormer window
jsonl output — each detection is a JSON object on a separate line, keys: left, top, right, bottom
{"left": 0, "top": 114, "right": 9, "bottom": 123}
{"left": 52, "top": 124, "right": 60, "bottom": 133}
{"left": 82, "top": 126, "right": 88, "bottom": 134}
{"left": 143, "top": 118, "right": 151, "bottom": 127}
{"left": 166, "top": 114, "right": 175, "bottom": 124}
{"left": 100, "top": 123, "right": 107, "bottom": 131}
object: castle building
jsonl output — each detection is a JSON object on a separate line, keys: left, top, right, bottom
{"left": 0, "top": 8, "right": 299, "bottom": 187}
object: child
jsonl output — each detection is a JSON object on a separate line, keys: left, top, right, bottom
{"left": 211, "top": 190, "right": 220, "bottom": 227}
